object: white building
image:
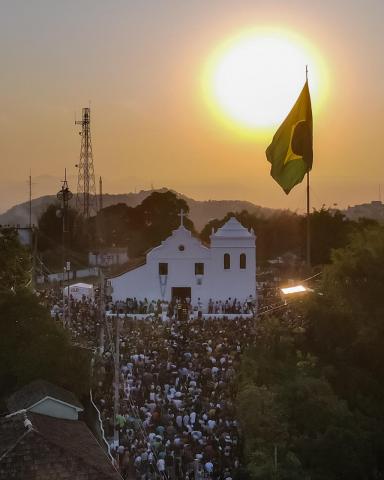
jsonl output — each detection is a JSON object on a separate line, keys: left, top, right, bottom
{"left": 110, "top": 215, "right": 256, "bottom": 309}
{"left": 88, "top": 247, "right": 128, "bottom": 267}
{"left": 6, "top": 380, "right": 84, "bottom": 421}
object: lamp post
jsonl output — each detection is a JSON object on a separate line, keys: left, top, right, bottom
{"left": 57, "top": 170, "right": 73, "bottom": 327}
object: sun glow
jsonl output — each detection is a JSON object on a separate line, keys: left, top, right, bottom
{"left": 202, "top": 28, "right": 328, "bottom": 137}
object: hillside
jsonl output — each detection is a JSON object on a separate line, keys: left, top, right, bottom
{"left": 0, "top": 188, "right": 278, "bottom": 231}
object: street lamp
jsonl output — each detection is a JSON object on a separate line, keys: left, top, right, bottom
{"left": 280, "top": 285, "right": 308, "bottom": 295}
{"left": 57, "top": 170, "right": 73, "bottom": 326}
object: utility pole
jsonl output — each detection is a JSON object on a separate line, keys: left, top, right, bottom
{"left": 99, "top": 176, "right": 103, "bottom": 212}
{"left": 57, "top": 170, "right": 73, "bottom": 327}
{"left": 28, "top": 171, "right": 37, "bottom": 290}
{"left": 31, "top": 227, "right": 38, "bottom": 291}
{"left": 274, "top": 444, "right": 278, "bottom": 479}
{"left": 98, "top": 268, "right": 105, "bottom": 354}
{"left": 113, "top": 316, "right": 120, "bottom": 444}
{"left": 28, "top": 171, "right": 32, "bottom": 228}
{"left": 75, "top": 107, "right": 96, "bottom": 218}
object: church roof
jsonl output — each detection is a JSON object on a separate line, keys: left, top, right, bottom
{"left": 212, "top": 216, "right": 254, "bottom": 238}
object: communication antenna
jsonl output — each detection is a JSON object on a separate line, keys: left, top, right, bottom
{"left": 75, "top": 107, "right": 96, "bottom": 218}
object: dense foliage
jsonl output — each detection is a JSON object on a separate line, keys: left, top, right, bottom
{"left": 0, "top": 230, "right": 90, "bottom": 409}
{"left": 0, "top": 228, "right": 31, "bottom": 292}
{"left": 238, "top": 225, "right": 384, "bottom": 479}
{"left": 38, "top": 203, "right": 89, "bottom": 270}
{"left": 0, "top": 289, "right": 90, "bottom": 404}
{"left": 37, "top": 190, "right": 194, "bottom": 268}
{"left": 89, "top": 190, "right": 194, "bottom": 257}
{"left": 201, "top": 207, "right": 377, "bottom": 265}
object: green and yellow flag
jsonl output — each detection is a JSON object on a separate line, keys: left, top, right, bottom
{"left": 266, "top": 81, "right": 313, "bottom": 194}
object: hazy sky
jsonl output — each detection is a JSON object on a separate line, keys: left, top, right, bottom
{"left": 1, "top": 0, "right": 383, "bottom": 213}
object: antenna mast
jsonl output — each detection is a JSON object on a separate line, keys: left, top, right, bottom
{"left": 75, "top": 107, "right": 96, "bottom": 218}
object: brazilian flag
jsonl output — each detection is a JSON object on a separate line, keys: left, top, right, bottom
{"left": 266, "top": 81, "right": 313, "bottom": 194}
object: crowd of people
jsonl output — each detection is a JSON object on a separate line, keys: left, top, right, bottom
{"left": 108, "top": 296, "right": 255, "bottom": 319}
{"left": 38, "top": 289, "right": 101, "bottom": 348}
{"left": 93, "top": 316, "right": 255, "bottom": 479}
{"left": 38, "top": 277, "right": 284, "bottom": 480}
{"left": 206, "top": 298, "right": 254, "bottom": 315}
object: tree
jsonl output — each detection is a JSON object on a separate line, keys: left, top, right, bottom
{"left": 37, "top": 203, "right": 88, "bottom": 270}
{"left": 0, "top": 228, "right": 31, "bottom": 293}
{"left": 305, "top": 225, "right": 384, "bottom": 411}
{"left": 200, "top": 210, "right": 302, "bottom": 264}
{"left": 0, "top": 289, "right": 90, "bottom": 408}
{"left": 89, "top": 190, "right": 195, "bottom": 257}
{"left": 0, "top": 230, "right": 90, "bottom": 408}
{"left": 135, "top": 190, "right": 194, "bottom": 254}
{"left": 238, "top": 290, "right": 382, "bottom": 479}
{"left": 303, "top": 207, "right": 355, "bottom": 265}
{"left": 201, "top": 207, "right": 377, "bottom": 267}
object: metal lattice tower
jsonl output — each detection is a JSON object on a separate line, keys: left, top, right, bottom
{"left": 75, "top": 107, "right": 96, "bottom": 218}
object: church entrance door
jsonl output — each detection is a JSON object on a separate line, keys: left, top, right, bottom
{"left": 172, "top": 287, "right": 191, "bottom": 321}
{"left": 172, "top": 287, "right": 191, "bottom": 301}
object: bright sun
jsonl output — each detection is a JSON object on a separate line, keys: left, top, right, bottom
{"left": 203, "top": 28, "right": 328, "bottom": 134}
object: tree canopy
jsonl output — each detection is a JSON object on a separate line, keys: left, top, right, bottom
{"left": 0, "top": 289, "right": 90, "bottom": 406}
{"left": 37, "top": 203, "right": 89, "bottom": 270}
{"left": 37, "top": 190, "right": 195, "bottom": 268}
{"left": 201, "top": 207, "right": 377, "bottom": 266}
{"left": 0, "top": 228, "right": 31, "bottom": 293}
{"left": 239, "top": 225, "right": 384, "bottom": 478}
{"left": 0, "top": 228, "right": 90, "bottom": 410}
{"left": 89, "top": 190, "right": 194, "bottom": 257}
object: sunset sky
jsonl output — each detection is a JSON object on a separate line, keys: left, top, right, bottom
{"left": 1, "top": 0, "right": 383, "bottom": 214}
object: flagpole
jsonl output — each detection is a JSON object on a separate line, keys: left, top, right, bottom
{"left": 306, "top": 170, "right": 311, "bottom": 268}
{"left": 305, "top": 65, "right": 311, "bottom": 269}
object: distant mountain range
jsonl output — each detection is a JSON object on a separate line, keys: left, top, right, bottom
{"left": 0, "top": 188, "right": 279, "bottom": 231}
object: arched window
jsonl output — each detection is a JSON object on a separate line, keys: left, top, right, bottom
{"left": 240, "top": 253, "right": 246, "bottom": 269}
{"left": 224, "top": 253, "right": 230, "bottom": 270}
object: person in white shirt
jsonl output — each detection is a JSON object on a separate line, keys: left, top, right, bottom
{"left": 207, "top": 418, "right": 216, "bottom": 431}
{"left": 157, "top": 458, "right": 165, "bottom": 473}
{"left": 190, "top": 411, "right": 196, "bottom": 426}
{"left": 205, "top": 461, "right": 214, "bottom": 474}
{"left": 183, "top": 413, "right": 190, "bottom": 427}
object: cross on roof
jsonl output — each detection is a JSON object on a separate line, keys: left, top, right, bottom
{"left": 178, "top": 209, "right": 185, "bottom": 227}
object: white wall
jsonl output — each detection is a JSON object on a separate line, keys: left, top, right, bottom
{"left": 29, "top": 398, "right": 79, "bottom": 420}
{"left": 111, "top": 227, "right": 211, "bottom": 304}
{"left": 110, "top": 221, "right": 257, "bottom": 308}
{"left": 209, "top": 245, "right": 256, "bottom": 302}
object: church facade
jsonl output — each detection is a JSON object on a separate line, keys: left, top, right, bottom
{"left": 110, "top": 216, "right": 256, "bottom": 308}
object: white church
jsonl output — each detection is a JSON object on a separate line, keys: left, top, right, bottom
{"left": 110, "top": 214, "right": 256, "bottom": 309}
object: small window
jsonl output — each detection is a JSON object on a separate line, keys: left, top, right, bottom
{"left": 240, "top": 253, "right": 246, "bottom": 269}
{"left": 224, "top": 253, "right": 230, "bottom": 270}
{"left": 178, "top": 245, "right": 185, "bottom": 251}
{"left": 195, "top": 263, "right": 204, "bottom": 275}
{"left": 159, "top": 263, "right": 168, "bottom": 275}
